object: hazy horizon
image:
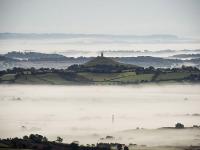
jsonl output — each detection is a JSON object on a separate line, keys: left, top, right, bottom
{"left": 1, "top": 0, "right": 200, "bottom": 37}
{"left": 0, "top": 32, "right": 200, "bottom": 54}
{"left": 1, "top": 0, "right": 200, "bottom": 53}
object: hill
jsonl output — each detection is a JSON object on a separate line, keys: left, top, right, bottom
{"left": 1, "top": 51, "right": 200, "bottom": 69}
{"left": 68, "top": 54, "right": 141, "bottom": 73}
{"left": 117, "top": 56, "right": 182, "bottom": 68}
{"left": 84, "top": 56, "right": 121, "bottom": 67}
{"left": 4, "top": 51, "right": 67, "bottom": 61}
{"left": 0, "top": 55, "right": 16, "bottom": 61}
{"left": 172, "top": 54, "right": 200, "bottom": 59}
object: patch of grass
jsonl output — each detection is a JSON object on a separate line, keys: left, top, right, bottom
{"left": 15, "top": 74, "right": 48, "bottom": 84}
{"left": 0, "top": 143, "right": 9, "bottom": 148}
{"left": 1, "top": 71, "right": 199, "bottom": 85}
{"left": 156, "top": 72, "right": 191, "bottom": 81}
{"left": 15, "top": 73, "right": 84, "bottom": 85}
{"left": 110, "top": 74, "right": 154, "bottom": 83}
{"left": 16, "top": 73, "right": 67, "bottom": 84}
{"left": 78, "top": 72, "right": 136, "bottom": 82}
{"left": 0, "top": 74, "right": 16, "bottom": 81}
{"left": 78, "top": 72, "right": 153, "bottom": 84}
{"left": 35, "top": 73, "right": 73, "bottom": 84}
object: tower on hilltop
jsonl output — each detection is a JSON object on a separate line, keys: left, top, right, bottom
{"left": 101, "top": 52, "right": 104, "bottom": 57}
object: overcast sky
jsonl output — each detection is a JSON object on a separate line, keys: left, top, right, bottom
{"left": 0, "top": 0, "right": 200, "bottom": 37}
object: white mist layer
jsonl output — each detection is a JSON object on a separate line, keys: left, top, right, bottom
{"left": 0, "top": 39, "right": 200, "bottom": 55}
{"left": 0, "top": 84, "right": 200, "bottom": 145}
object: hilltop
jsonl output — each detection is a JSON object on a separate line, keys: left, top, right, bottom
{"left": 84, "top": 56, "right": 121, "bottom": 67}
{"left": 68, "top": 54, "right": 141, "bottom": 73}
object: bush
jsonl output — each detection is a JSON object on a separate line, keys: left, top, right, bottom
{"left": 175, "top": 123, "right": 184, "bottom": 129}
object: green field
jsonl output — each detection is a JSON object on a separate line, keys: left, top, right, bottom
{"left": 156, "top": 72, "right": 191, "bottom": 81}
{"left": 110, "top": 73, "right": 154, "bottom": 83}
{"left": 0, "top": 71, "right": 199, "bottom": 85}
{"left": 15, "top": 73, "right": 78, "bottom": 85}
{"left": 0, "top": 74, "right": 16, "bottom": 81}
{"left": 78, "top": 72, "right": 136, "bottom": 82}
{"left": 78, "top": 72, "right": 154, "bottom": 83}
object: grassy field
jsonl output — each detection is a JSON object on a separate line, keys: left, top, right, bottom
{"left": 0, "top": 74, "right": 16, "bottom": 81}
{"left": 0, "top": 71, "right": 199, "bottom": 85}
{"left": 110, "top": 73, "right": 154, "bottom": 83}
{"left": 156, "top": 72, "right": 191, "bottom": 81}
{"left": 78, "top": 72, "right": 154, "bottom": 83}
{"left": 78, "top": 72, "right": 136, "bottom": 82}
{"left": 15, "top": 73, "right": 78, "bottom": 85}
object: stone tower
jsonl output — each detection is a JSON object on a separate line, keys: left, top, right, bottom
{"left": 101, "top": 52, "right": 104, "bottom": 57}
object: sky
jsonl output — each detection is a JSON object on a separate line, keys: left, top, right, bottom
{"left": 0, "top": 0, "right": 200, "bottom": 37}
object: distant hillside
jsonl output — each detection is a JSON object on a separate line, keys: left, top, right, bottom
{"left": 172, "top": 54, "right": 200, "bottom": 59}
{"left": 84, "top": 55, "right": 139, "bottom": 67}
{"left": 187, "top": 58, "right": 200, "bottom": 63}
{"left": 2, "top": 33, "right": 199, "bottom": 46}
{"left": 1, "top": 51, "right": 200, "bottom": 70}
{"left": 5, "top": 51, "right": 66, "bottom": 61}
{"left": 117, "top": 56, "right": 183, "bottom": 68}
{"left": 0, "top": 33, "right": 179, "bottom": 40}
{"left": 0, "top": 55, "right": 15, "bottom": 61}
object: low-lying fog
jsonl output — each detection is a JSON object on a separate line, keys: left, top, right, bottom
{"left": 1, "top": 38, "right": 200, "bottom": 55}
{"left": 0, "top": 84, "right": 200, "bottom": 146}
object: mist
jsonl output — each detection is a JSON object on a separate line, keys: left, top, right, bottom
{"left": 0, "top": 84, "right": 200, "bottom": 145}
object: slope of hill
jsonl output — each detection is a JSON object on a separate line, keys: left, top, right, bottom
{"left": 68, "top": 55, "right": 141, "bottom": 73}
{"left": 117, "top": 56, "right": 183, "bottom": 68}
{"left": 4, "top": 51, "right": 66, "bottom": 61}
{"left": 84, "top": 56, "right": 120, "bottom": 67}
{"left": 171, "top": 54, "right": 200, "bottom": 59}
{"left": 0, "top": 55, "right": 16, "bottom": 61}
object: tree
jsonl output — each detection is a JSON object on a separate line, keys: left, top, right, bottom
{"left": 70, "top": 142, "right": 79, "bottom": 150}
{"left": 56, "top": 136, "right": 63, "bottom": 143}
{"left": 29, "top": 134, "right": 48, "bottom": 143}
{"left": 124, "top": 146, "right": 129, "bottom": 150}
{"left": 117, "top": 144, "right": 122, "bottom": 150}
{"left": 175, "top": 123, "right": 184, "bottom": 129}
{"left": 23, "top": 135, "right": 29, "bottom": 140}
{"left": 30, "top": 67, "right": 36, "bottom": 74}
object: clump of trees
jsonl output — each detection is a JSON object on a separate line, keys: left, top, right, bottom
{"left": 0, "top": 134, "right": 130, "bottom": 150}
{"left": 175, "top": 123, "right": 184, "bottom": 129}
{"left": 135, "top": 65, "right": 200, "bottom": 74}
{"left": 185, "top": 74, "right": 200, "bottom": 81}
{"left": 67, "top": 64, "right": 200, "bottom": 74}
{"left": 67, "top": 64, "right": 137, "bottom": 73}
{"left": 56, "top": 136, "right": 63, "bottom": 143}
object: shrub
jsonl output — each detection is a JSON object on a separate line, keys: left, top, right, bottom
{"left": 175, "top": 123, "right": 184, "bottom": 129}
